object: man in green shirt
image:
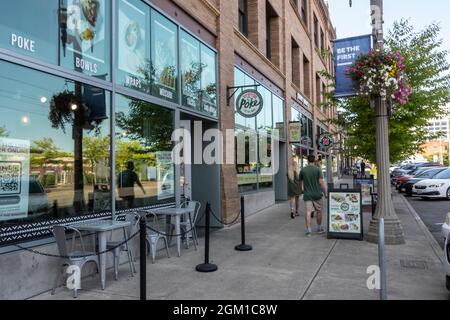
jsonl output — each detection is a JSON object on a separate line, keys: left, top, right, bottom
{"left": 299, "top": 155, "right": 328, "bottom": 237}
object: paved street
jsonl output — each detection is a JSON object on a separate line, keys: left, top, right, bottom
{"left": 404, "top": 195, "right": 449, "bottom": 248}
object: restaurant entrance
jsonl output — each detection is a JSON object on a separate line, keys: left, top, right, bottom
{"left": 178, "top": 112, "right": 221, "bottom": 227}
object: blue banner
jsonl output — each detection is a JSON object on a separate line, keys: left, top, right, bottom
{"left": 333, "top": 35, "right": 372, "bottom": 98}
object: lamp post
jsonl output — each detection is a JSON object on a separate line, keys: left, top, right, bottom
{"left": 365, "top": 0, "right": 405, "bottom": 244}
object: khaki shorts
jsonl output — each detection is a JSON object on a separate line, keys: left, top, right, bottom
{"left": 305, "top": 199, "right": 323, "bottom": 213}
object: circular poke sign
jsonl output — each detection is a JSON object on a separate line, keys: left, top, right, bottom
{"left": 340, "top": 202, "right": 350, "bottom": 212}
{"left": 318, "top": 133, "right": 334, "bottom": 149}
{"left": 236, "top": 89, "right": 264, "bottom": 118}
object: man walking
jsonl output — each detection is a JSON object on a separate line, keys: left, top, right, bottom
{"left": 360, "top": 161, "right": 366, "bottom": 177}
{"left": 299, "top": 155, "right": 328, "bottom": 237}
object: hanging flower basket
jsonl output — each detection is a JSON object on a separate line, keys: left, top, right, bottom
{"left": 346, "top": 50, "right": 411, "bottom": 105}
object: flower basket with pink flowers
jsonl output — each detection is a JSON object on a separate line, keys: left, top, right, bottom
{"left": 346, "top": 50, "right": 411, "bottom": 105}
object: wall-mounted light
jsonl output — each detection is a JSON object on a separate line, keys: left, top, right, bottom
{"left": 40, "top": 96, "right": 48, "bottom": 104}
{"left": 71, "top": 104, "right": 78, "bottom": 111}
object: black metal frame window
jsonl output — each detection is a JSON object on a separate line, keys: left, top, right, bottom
{"left": 313, "top": 14, "right": 319, "bottom": 48}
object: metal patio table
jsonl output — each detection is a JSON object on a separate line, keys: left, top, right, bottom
{"left": 69, "top": 219, "right": 131, "bottom": 290}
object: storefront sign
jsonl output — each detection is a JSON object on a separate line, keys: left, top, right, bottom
{"left": 327, "top": 189, "right": 363, "bottom": 240}
{"left": 318, "top": 133, "right": 334, "bottom": 150}
{"left": 236, "top": 89, "right": 264, "bottom": 118}
{"left": 0, "top": 138, "right": 30, "bottom": 221}
{"left": 10, "top": 33, "right": 35, "bottom": 52}
{"left": 289, "top": 121, "right": 301, "bottom": 143}
{"left": 156, "top": 151, "right": 174, "bottom": 200}
{"left": 333, "top": 35, "right": 372, "bottom": 98}
{"left": 118, "top": 0, "right": 147, "bottom": 85}
{"left": 62, "top": 0, "right": 108, "bottom": 76}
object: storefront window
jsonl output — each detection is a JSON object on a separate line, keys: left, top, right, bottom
{"left": 116, "top": 0, "right": 151, "bottom": 93}
{"left": 181, "top": 30, "right": 201, "bottom": 110}
{"left": 273, "top": 95, "right": 285, "bottom": 140}
{"left": 60, "top": 0, "right": 111, "bottom": 80}
{"left": 0, "top": 0, "right": 59, "bottom": 64}
{"left": 151, "top": 10, "right": 178, "bottom": 103}
{"left": 0, "top": 61, "right": 111, "bottom": 227}
{"left": 200, "top": 44, "right": 217, "bottom": 117}
{"left": 257, "top": 86, "right": 273, "bottom": 133}
{"left": 236, "top": 130, "right": 258, "bottom": 193}
{"left": 234, "top": 68, "right": 256, "bottom": 130}
{"left": 115, "top": 94, "right": 175, "bottom": 209}
{"left": 259, "top": 133, "right": 273, "bottom": 189}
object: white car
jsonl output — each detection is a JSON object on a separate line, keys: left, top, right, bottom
{"left": 442, "top": 212, "right": 450, "bottom": 290}
{"left": 412, "top": 168, "right": 450, "bottom": 200}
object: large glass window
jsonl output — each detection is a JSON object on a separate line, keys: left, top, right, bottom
{"left": 0, "top": 0, "right": 59, "bottom": 64}
{"left": 273, "top": 95, "right": 285, "bottom": 140}
{"left": 115, "top": 94, "right": 175, "bottom": 209}
{"left": 116, "top": 0, "right": 151, "bottom": 93}
{"left": 200, "top": 44, "right": 217, "bottom": 117}
{"left": 0, "top": 61, "right": 111, "bottom": 227}
{"left": 60, "top": 0, "right": 111, "bottom": 80}
{"left": 181, "top": 31, "right": 201, "bottom": 110}
{"left": 151, "top": 10, "right": 178, "bottom": 103}
{"left": 234, "top": 67, "right": 283, "bottom": 192}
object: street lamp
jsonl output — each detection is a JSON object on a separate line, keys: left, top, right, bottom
{"left": 364, "top": 0, "right": 405, "bottom": 244}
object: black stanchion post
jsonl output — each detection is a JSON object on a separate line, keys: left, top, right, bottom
{"left": 139, "top": 217, "right": 147, "bottom": 301}
{"left": 196, "top": 203, "right": 218, "bottom": 272}
{"left": 235, "top": 196, "right": 252, "bottom": 251}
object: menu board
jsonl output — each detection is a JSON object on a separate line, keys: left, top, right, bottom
{"left": 327, "top": 190, "right": 363, "bottom": 240}
{"left": 354, "top": 178, "right": 374, "bottom": 206}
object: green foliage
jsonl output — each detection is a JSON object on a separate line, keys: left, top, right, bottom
{"left": 0, "top": 126, "right": 9, "bottom": 137}
{"left": 30, "top": 138, "right": 70, "bottom": 168}
{"left": 333, "top": 21, "right": 450, "bottom": 163}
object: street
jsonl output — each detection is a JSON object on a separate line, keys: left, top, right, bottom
{"left": 404, "top": 194, "right": 449, "bottom": 248}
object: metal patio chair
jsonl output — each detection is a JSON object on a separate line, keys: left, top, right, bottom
{"left": 180, "top": 200, "right": 201, "bottom": 249}
{"left": 138, "top": 210, "right": 171, "bottom": 263}
{"left": 51, "top": 225, "right": 100, "bottom": 298}
{"left": 106, "top": 213, "right": 139, "bottom": 280}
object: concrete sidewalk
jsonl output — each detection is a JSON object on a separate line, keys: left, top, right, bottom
{"left": 32, "top": 185, "right": 450, "bottom": 300}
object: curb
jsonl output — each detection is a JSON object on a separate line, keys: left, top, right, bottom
{"left": 399, "top": 194, "right": 445, "bottom": 264}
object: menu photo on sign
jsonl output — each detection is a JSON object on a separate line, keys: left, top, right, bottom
{"left": 62, "top": 0, "right": 107, "bottom": 75}
{"left": 118, "top": 0, "right": 148, "bottom": 89}
{"left": 327, "top": 189, "right": 363, "bottom": 240}
{"left": 0, "top": 138, "right": 30, "bottom": 221}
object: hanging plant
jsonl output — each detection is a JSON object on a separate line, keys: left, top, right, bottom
{"left": 346, "top": 50, "right": 411, "bottom": 105}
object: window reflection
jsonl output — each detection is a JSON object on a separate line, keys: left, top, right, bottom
{"left": 115, "top": 94, "right": 175, "bottom": 209}
{"left": 0, "top": 61, "right": 111, "bottom": 225}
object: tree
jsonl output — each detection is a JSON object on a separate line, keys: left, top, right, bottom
{"left": 0, "top": 126, "right": 9, "bottom": 137}
{"left": 83, "top": 136, "right": 110, "bottom": 186}
{"left": 329, "top": 21, "right": 450, "bottom": 163}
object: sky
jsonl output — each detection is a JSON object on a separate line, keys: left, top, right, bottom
{"left": 326, "top": 0, "right": 450, "bottom": 63}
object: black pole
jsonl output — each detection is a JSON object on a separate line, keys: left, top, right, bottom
{"left": 196, "top": 203, "right": 218, "bottom": 272}
{"left": 139, "top": 217, "right": 147, "bottom": 300}
{"left": 235, "top": 196, "right": 252, "bottom": 251}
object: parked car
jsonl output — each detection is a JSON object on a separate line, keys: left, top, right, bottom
{"left": 396, "top": 167, "right": 444, "bottom": 191}
{"left": 28, "top": 177, "right": 49, "bottom": 215}
{"left": 442, "top": 212, "right": 450, "bottom": 290}
{"left": 413, "top": 168, "right": 450, "bottom": 200}
{"left": 392, "top": 163, "right": 442, "bottom": 185}
{"left": 399, "top": 167, "right": 447, "bottom": 196}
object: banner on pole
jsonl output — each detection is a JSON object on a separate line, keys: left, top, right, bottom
{"left": 333, "top": 35, "right": 372, "bottom": 98}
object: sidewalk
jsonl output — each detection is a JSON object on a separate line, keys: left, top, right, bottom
{"left": 32, "top": 181, "right": 450, "bottom": 300}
